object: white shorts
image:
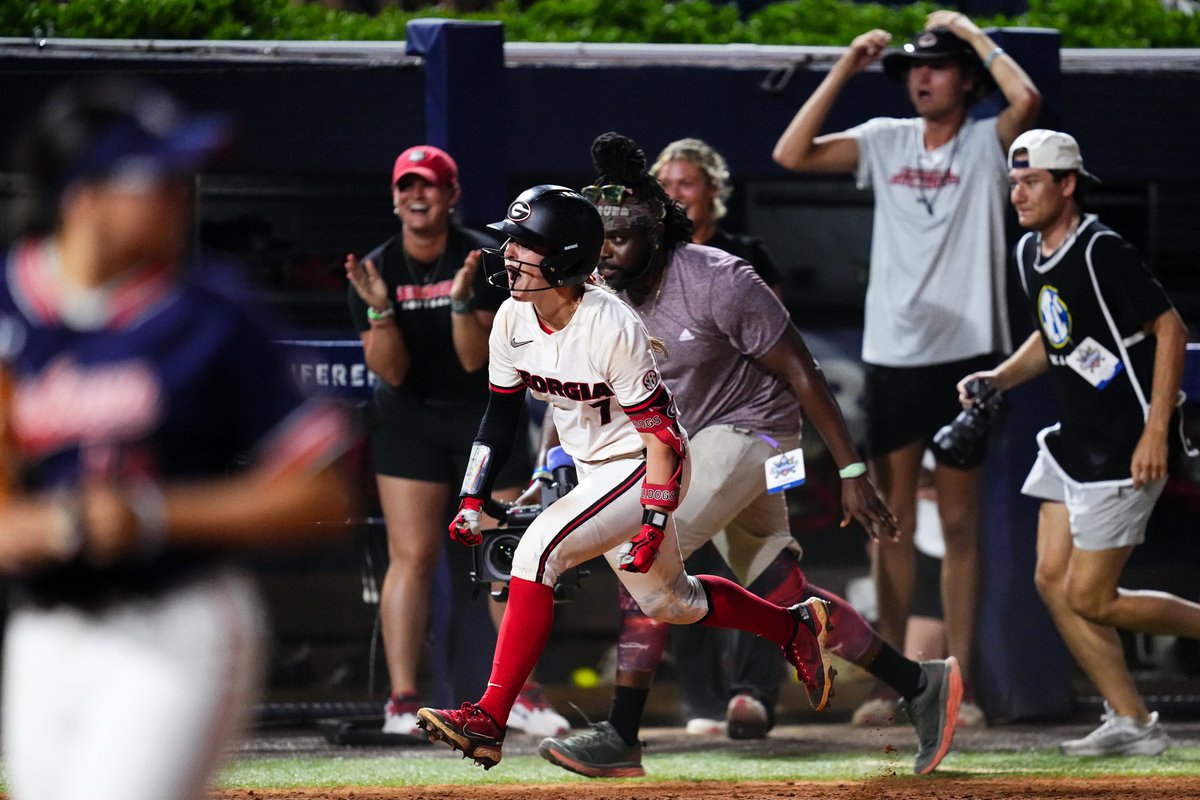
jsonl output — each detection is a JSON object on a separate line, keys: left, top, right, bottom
{"left": 2, "top": 567, "right": 265, "bottom": 800}
{"left": 510, "top": 454, "right": 709, "bottom": 625}
{"left": 1021, "top": 445, "right": 1165, "bottom": 552}
{"left": 674, "top": 425, "right": 800, "bottom": 586}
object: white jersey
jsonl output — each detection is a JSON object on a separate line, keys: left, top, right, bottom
{"left": 489, "top": 285, "right": 666, "bottom": 465}
{"left": 850, "top": 115, "right": 1012, "bottom": 367}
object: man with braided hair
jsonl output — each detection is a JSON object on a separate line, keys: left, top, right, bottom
{"left": 537, "top": 132, "right": 960, "bottom": 777}
{"left": 414, "top": 184, "right": 839, "bottom": 772}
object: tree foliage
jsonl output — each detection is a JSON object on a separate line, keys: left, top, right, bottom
{"left": 3, "top": 0, "right": 1197, "bottom": 47}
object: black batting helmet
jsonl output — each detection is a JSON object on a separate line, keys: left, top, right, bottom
{"left": 487, "top": 184, "right": 603, "bottom": 287}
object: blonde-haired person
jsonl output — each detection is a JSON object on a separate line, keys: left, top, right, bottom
{"left": 652, "top": 138, "right": 783, "bottom": 296}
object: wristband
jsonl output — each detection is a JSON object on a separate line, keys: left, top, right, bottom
{"left": 531, "top": 467, "right": 553, "bottom": 485}
{"left": 450, "top": 296, "right": 474, "bottom": 315}
{"left": 838, "top": 462, "right": 868, "bottom": 479}
{"left": 49, "top": 492, "right": 87, "bottom": 560}
{"left": 982, "top": 47, "right": 1005, "bottom": 70}
{"left": 640, "top": 482, "right": 680, "bottom": 510}
{"left": 366, "top": 303, "right": 394, "bottom": 321}
{"left": 641, "top": 508, "right": 668, "bottom": 530}
{"left": 129, "top": 481, "right": 168, "bottom": 557}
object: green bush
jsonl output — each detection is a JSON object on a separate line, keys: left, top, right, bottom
{"left": 2, "top": 0, "right": 1197, "bottom": 47}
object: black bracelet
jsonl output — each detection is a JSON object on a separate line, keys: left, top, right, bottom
{"left": 450, "top": 297, "right": 474, "bottom": 315}
{"left": 641, "top": 508, "right": 668, "bottom": 530}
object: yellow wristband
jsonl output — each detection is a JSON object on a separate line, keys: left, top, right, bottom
{"left": 838, "top": 462, "right": 868, "bottom": 479}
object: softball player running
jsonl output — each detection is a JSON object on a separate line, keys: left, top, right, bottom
{"left": 416, "top": 185, "right": 835, "bottom": 770}
{"left": 0, "top": 79, "right": 351, "bottom": 800}
{"left": 539, "top": 132, "right": 958, "bottom": 778}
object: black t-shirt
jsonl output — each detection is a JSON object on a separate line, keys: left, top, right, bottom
{"left": 704, "top": 228, "right": 783, "bottom": 289}
{"left": 1016, "top": 216, "right": 1175, "bottom": 482}
{"left": 347, "top": 225, "right": 506, "bottom": 406}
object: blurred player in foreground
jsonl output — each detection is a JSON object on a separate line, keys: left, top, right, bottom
{"left": 415, "top": 184, "right": 839, "bottom": 771}
{"left": 0, "top": 78, "right": 351, "bottom": 800}
{"left": 959, "top": 129, "right": 1197, "bottom": 757}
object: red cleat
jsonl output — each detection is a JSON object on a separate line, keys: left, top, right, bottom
{"left": 784, "top": 597, "right": 836, "bottom": 711}
{"left": 416, "top": 703, "right": 505, "bottom": 769}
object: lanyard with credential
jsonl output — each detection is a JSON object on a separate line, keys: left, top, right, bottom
{"left": 758, "top": 432, "right": 806, "bottom": 494}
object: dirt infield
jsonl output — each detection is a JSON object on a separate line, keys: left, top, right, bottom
{"left": 212, "top": 777, "right": 1200, "bottom": 799}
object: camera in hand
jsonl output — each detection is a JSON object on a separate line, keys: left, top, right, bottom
{"left": 931, "top": 378, "right": 1006, "bottom": 469}
{"left": 472, "top": 447, "right": 588, "bottom": 602}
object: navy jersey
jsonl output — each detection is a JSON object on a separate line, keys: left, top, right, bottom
{"left": 1, "top": 239, "right": 346, "bottom": 605}
{"left": 1016, "top": 215, "right": 1174, "bottom": 482}
{"left": 347, "top": 225, "right": 506, "bottom": 406}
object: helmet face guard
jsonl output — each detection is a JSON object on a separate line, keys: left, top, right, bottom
{"left": 481, "top": 242, "right": 560, "bottom": 293}
{"left": 486, "top": 185, "right": 603, "bottom": 290}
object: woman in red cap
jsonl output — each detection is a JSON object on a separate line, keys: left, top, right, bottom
{"left": 345, "top": 145, "right": 566, "bottom": 738}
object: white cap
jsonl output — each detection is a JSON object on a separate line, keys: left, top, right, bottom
{"left": 1008, "top": 129, "right": 1099, "bottom": 181}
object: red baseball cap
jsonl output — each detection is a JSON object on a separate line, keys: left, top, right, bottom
{"left": 392, "top": 145, "right": 458, "bottom": 189}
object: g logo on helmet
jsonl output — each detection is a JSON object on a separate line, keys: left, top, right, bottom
{"left": 509, "top": 200, "right": 532, "bottom": 222}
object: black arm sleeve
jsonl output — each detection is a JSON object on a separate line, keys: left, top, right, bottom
{"left": 462, "top": 386, "right": 527, "bottom": 499}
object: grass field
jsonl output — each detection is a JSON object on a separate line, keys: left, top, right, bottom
{"left": 214, "top": 741, "right": 1200, "bottom": 789}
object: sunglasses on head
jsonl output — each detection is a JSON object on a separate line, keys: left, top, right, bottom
{"left": 581, "top": 184, "right": 632, "bottom": 205}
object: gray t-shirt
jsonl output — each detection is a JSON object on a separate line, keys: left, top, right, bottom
{"left": 620, "top": 243, "right": 800, "bottom": 438}
{"left": 850, "top": 115, "right": 1011, "bottom": 367}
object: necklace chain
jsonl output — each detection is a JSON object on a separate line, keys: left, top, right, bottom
{"left": 1036, "top": 215, "right": 1082, "bottom": 267}
{"left": 914, "top": 124, "right": 964, "bottom": 216}
{"left": 402, "top": 246, "right": 446, "bottom": 287}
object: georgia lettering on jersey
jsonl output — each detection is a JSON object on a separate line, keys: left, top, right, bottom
{"left": 488, "top": 286, "right": 672, "bottom": 466}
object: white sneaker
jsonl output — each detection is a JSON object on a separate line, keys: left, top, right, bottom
{"left": 726, "top": 693, "right": 771, "bottom": 740}
{"left": 1060, "top": 703, "right": 1170, "bottom": 756}
{"left": 685, "top": 717, "right": 724, "bottom": 736}
{"left": 851, "top": 696, "right": 899, "bottom": 727}
{"left": 382, "top": 693, "right": 422, "bottom": 736}
{"left": 508, "top": 683, "right": 570, "bottom": 737}
{"left": 957, "top": 701, "right": 987, "bottom": 728}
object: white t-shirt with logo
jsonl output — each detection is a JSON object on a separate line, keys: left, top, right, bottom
{"left": 850, "top": 115, "right": 1011, "bottom": 367}
{"left": 489, "top": 284, "right": 667, "bottom": 465}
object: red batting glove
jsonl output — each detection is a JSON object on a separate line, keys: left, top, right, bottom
{"left": 449, "top": 497, "right": 484, "bottom": 546}
{"left": 618, "top": 509, "right": 668, "bottom": 573}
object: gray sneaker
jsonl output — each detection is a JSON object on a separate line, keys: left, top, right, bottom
{"left": 899, "top": 656, "right": 963, "bottom": 775}
{"left": 539, "top": 721, "right": 645, "bottom": 778}
{"left": 1060, "top": 703, "right": 1170, "bottom": 756}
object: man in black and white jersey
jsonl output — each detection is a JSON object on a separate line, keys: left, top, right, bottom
{"left": 958, "top": 129, "right": 1197, "bottom": 758}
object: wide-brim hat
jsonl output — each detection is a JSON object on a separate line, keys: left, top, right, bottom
{"left": 882, "top": 27, "right": 997, "bottom": 97}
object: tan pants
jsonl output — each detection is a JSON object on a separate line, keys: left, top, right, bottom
{"left": 674, "top": 425, "right": 801, "bottom": 587}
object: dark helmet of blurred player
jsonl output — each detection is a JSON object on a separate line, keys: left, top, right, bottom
{"left": 587, "top": 131, "right": 693, "bottom": 293}
{"left": 10, "top": 77, "right": 231, "bottom": 238}
{"left": 486, "top": 184, "right": 604, "bottom": 289}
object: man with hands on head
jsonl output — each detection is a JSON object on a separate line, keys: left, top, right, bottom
{"left": 958, "top": 129, "right": 1197, "bottom": 758}
{"left": 773, "top": 10, "right": 1041, "bottom": 725}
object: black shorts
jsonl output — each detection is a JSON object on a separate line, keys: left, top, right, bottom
{"left": 368, "top": 389, "right": 531, "bottom": 490}
{"left": 910, "top": 549, "right": 943, "bottom": 620}
{"left": 863, "top": 353, "right": 999, "bottom": 461}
